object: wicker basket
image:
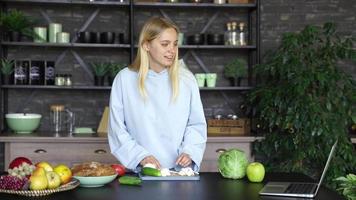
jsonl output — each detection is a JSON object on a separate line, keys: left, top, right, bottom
{"left": 0, "top": 178, "right": 79, "bottom": 197}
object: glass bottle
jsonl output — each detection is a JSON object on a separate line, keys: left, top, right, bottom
{"left": 230, "top": 22, "right": 238, "bottom": 46}
{"left": 224, "top": 22, "right": 232, "bottom": 45}
{"left": 239, "top": 22, "right": 247, "bottom": 46}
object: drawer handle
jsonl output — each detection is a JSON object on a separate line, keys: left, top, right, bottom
{"left": 216, "top": 148, "right": 226, "bottom": 153}
{"left": 34, "top": 149, "right": 47, "bottom": 154}
{"left": 94, "top": 149, "right": 107, "bottom": 154}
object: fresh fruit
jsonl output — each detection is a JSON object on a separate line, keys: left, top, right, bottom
{"left": 9, "top": 157, "right": 32, "bottom": 169}
{"left": 7, "top": 162, "right": 36, "bottom": 179}
{"left": 0, "top": 175, "right": 28, "bottom": 190}
{"left": 142, "top": 167, "right": 161, "bottom": 177}
{"left": 246, "top": 162, "right": 265, "bottom": 183}
{"left": 111, "top": 164, "right": 126, "bottom": 176}
{"left": 35, "top": 161, "right": 53, "bottom": 172}
{"left": 29, "top": 174, "right": 48, "bottom": 190}
{"left": 118, "top": 176, "right": 142, "bottom": 186}
{"left": 32, "top": 167, "right": 46, "bottom": 177}
{"left": 53, "top": 164, "right": 72, "bottom": 184}
{"left": 46, "top": 171, "right": 61, "bottom": 189}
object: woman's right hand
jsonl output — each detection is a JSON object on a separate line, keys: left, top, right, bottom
{"left": 140, "top": 156, "right": 161, "bottom": 169}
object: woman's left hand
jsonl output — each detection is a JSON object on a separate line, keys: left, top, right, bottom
{"left": 175, "top": 153, "right": 192, "bottom": 167}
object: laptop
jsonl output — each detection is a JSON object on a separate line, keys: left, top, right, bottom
{"left": 259, "top": 140, "right": 338, "bottom": 198}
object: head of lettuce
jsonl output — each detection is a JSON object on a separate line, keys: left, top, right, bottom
{"left": 218, "top": 149, "right": 248, "bottom": 179}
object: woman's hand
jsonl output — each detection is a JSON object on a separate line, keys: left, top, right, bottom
{"left": 176, "top": 153, "right": 192, "bottom": 167}
{"left": 140, "top": 156, "right": 161, "bottom": 169}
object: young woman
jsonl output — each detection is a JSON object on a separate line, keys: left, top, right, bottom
{"left": 108, "top": 17, "right": 207, "bottom": 172}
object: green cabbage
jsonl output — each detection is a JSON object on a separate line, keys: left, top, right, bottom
{"left": 218, "top": 149, "right": 248, "bottom": 179}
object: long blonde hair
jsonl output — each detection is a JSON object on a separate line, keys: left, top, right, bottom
{"left": 129, "top": 17, "right": 180, "bottom": 101}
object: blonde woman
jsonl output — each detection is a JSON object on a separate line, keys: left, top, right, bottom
{"left": 108, "top": 17, "right": 207, "bottom": 172}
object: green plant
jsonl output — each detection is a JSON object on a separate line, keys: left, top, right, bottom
{"left": 109, "top": 63, "right": 125, "bottom": 76}
{"left": 248, "top": 22, "right": 356, "bottom": 190}
{"left": 1, "top": 59, "right": 14, "bottom": 75}
{"left": 0, "top": 10, "right": 35, "bottom": 37}
{"left": 91, "top": 62, "right": 109, "bottom": 77}
{"left": 224, "top": 58, "right": 247, "bottom": 79}
{"left": 335, "top": 174, "right": 356, "bottom": 200}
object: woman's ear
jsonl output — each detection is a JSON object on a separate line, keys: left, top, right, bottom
{"left": 143, "top": 41, "right": 150, "bottom": 51}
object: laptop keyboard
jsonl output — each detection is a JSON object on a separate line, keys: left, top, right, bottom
{"left": 285, "top": 183, "right": 316, "bottom": 194}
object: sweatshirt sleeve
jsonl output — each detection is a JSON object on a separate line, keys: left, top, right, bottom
{"left": 108, "top": 72, "right": 150, "bottom": 172}
{"left": 178, "top": 78, "right": 207, "bottom": 172}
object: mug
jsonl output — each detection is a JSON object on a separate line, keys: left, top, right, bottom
{"left": 33, "top": 27, "right": 47, "bottom": 43}
{"left": 49, "top": 23, "right": 62, "bottom": 43}
{"left": 56, "top": 32, "right": 70, "bottom": 43}
{"left": 206, "top": 73, "right": 217, "bottom": 87}
{"left": 195, "top": 73, "right": 206, "bottom": 87}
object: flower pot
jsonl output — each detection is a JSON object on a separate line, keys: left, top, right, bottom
{"left": 228, "top": 77, "right": 242, "bottom": 86}
{"left": 1, "top": 74, "right": 13, "bottom": 85}
{"left": 94, "top": 76, "right": 105, "bottom": 86}
{"left": 108, "top": 76, "right": 115, "bottom": 86}
{"left": 8, "top": 31, "right": 21, "bottom": 42}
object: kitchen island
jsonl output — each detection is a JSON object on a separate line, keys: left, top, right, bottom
{"left": 0, "top": 173, "right": 344, "bottom": 200}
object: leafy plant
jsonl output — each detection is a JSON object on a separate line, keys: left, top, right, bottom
{"left": 335, "top": 174, "right": 356, "bottom": 200}
{"left": 91, "top": 62, "right": 109, "bottom": 77}
{"left": 224, "top": 58, "right": 247, "bottom": 79}
{"left": 248, "top": 22, "right": 356, "bottom": 190}
{"left": 109, "top": 63, "right": 125, "bottom": 76}
{"left": 0, "top": 10, "right": 35, "bottom": 37}
{"left": 0, "top": 59, "right": 14, "bottom": 75}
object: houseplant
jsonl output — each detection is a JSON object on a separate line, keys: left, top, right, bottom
{"left": 248, "top": 22, "right": 356, "bottom": 192}
{"left": 0, "top": 10, "right": 35, "bottom": 41}
{"left": 91, "top": 62, "right": 109, "bottom": 86}
{"left": 108, "top": 63, "right": 125, "bottom": 86}
{"left": 1, "top": 59, "right": 14, "bottom": 84}
{"left": 224, "top": 58, "right": 247, "bottom": 86}
{"left": 335, "top": 173, "right": 356, "bottom": 200}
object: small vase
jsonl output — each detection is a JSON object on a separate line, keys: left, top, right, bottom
{"left": 9, "top": 31, "right": 21, "bottom": 42}
{"left": 2, "top": 74, "right": 13, "bottom": 85}
{"left": 228, "top": 77, "right": 242, "bottom": 86}
{"left": 94, "top": 76, "right": 105, "bottom": 86}
{"left": 108, "top": 76, "right": 115, "bottom": 86}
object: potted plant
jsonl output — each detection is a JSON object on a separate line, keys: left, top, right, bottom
{"left": 91, "top": 62, "right": 109, "bottom": 86}
{"left": 248, "top": 22, "right": 356, "bottom": 191}
{"left": 335, "top": 173, "right": 356, "bottom": 200}
{"left": 1, "top": 59, "right": 14, "bottom": 84}
{"left": 224, "top": 58, "right": 247, "bottom": 86}
{"left": 108, "top": 63, "right": 125, "bottom": 86}
{"left": 0, "top": 10, "right": 35, "bottom": 41}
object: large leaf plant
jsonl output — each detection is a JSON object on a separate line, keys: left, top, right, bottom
{"left": 248, "top": 22, "right": 356, "bottom": 191}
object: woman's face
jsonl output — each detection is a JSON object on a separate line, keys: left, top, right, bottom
{"left": 145, "top": 28, "right": 178, "bottom": 71}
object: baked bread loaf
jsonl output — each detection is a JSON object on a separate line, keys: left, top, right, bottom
{"left": 71, "top": 162, "right": 116, "bottom": 176}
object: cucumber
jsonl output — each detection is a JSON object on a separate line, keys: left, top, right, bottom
{"left": 118, "top": 176, "right": 142, "bottom": 186}
{"left": 142, "top": 167, "right": 161, "bottom": 177}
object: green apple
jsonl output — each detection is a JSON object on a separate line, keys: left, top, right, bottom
{"left": 46, "top": 171, "right": 61, "bottom": 189}
{"left": 246, "top": 162, "right": 265, "bottom": 182}
{"left": 29, "top": 174, "right": 48, "bottom": 190}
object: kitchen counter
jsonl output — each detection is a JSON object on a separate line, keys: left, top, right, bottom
{"left": 0, "top": 133, "right": 263, "bottom": 172}
{"left": 0, "top": 173, "right": 344, "bottom": 200}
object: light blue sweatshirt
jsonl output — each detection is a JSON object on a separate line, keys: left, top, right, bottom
{"left": 108, "top": 67, "right": 207, "bottom": 172}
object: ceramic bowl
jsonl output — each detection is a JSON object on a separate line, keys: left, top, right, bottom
{"left": 6, "top": 113, "right": 42, "bottom": 134}
{"left": 73, "top": 174, "right": 118, "bottom": 187}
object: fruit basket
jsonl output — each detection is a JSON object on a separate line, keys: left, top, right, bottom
{"left": 0, "top": 178, "right": 79, "bottom": 197}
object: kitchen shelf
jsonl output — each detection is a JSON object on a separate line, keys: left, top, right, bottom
{"left": 1, "top": 42, "right": 131, "bottom": 49}
{"left": 0, "top": 0, "right": 130, "bottom": 6}
{"left": 134, "top": 2, "right": 257, "bottom": 9}
{"left": 1, "top": 85, "right": 252, "bottom": 91}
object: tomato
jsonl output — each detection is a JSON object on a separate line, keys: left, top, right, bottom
{"left": 111, "top": 164, "right": 126, "bottom": 176}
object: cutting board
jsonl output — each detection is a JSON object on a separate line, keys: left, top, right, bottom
{"left": 139, "top": 174, "right": 200, "bottom": 181}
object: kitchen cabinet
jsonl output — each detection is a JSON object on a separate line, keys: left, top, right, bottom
{"left": 0, "top": 134, "right": 262, "bottom": 172}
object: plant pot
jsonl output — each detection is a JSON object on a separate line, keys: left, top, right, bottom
{"left": 94, "top": 76, "right": 105, "bottom": 86}
{"left": 228, "top": 77, "right": 242, "bottom": 86}
{"left": 108, "top": 76, "right": 115, "bottom": 86}
{"left": 1, "top": 74, "right": 13, "bottom": 85}
{"left": 8, "top": 31, "right": 21, "bottom": 42}
{"left": 101, "top": 32, "right": 115, "bottom": 44}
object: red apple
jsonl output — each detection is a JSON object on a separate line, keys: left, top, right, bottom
{"left": 53, "top": 164, "right": 72, "bottom": 184}
{"left": 9, "top": 157, "right": 32, "bottom": 169}
{"left": 111, "top": 164, "right": 126, "bottom": 176}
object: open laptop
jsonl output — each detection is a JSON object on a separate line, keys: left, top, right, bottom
{"left": 259, "top": 140, "right": 338, "bottom": 198}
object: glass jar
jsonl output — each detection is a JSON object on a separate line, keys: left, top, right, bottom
{"left": 64, "top": 74, "right": 72, "bottom": 86}
{"left": 55, "top": 74, "right": 65, "bottom": 86}
{"left": 50, "top": 104, "right": 65, "bottom": 132}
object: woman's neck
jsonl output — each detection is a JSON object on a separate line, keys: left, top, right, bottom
{"left": 150, "top": 65, "right": 166, "bottom": 73}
